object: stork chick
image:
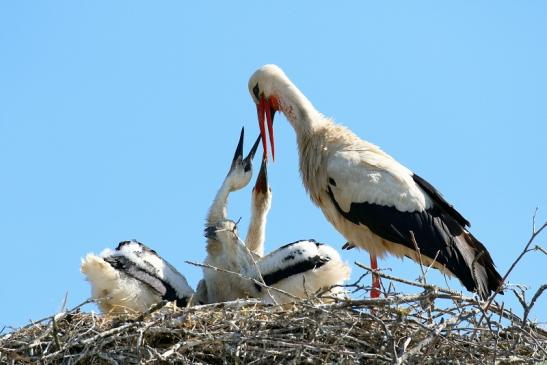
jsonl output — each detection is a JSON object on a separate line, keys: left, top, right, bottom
{"left": 207, "top": 127, "right": 260, "bottom": 226}
{"left": 258, "top": 239, "right": 350, "bottom": 304}
{"left": 248, "top": 64, "right": 502, "bottom": 299}
{"left": 81, "top": 240, "right": 195, "bottom": 314}
{"left": 203, "top": 220, "right": 262, "bottom": 302}
{"left": 249, "top": 158, "right": 350, "bottom": 304}
{"left": 245, "top": 156, "right": 272, "bottom": 257}
{"left": 202, "top": 128, "right": 262, "bottom": 303}
{"left": 204, "top": 129, "right": 349, "bottom": 304}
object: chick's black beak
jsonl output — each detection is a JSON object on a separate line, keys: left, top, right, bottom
{"left": 253, "top": 154, "right": 268, "bottom": 193}
{"left": 247, "top": 134, "right": 261, "bottom": 161}
{"left": 243, "top": 134, "right": 261, "bottom": 172}
{"left": 232, "top": 127, "right": 245, "bottom": 164}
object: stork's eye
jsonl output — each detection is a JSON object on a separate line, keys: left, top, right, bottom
{"left": 252, "top": 83, "right": 260, "bottom": 100}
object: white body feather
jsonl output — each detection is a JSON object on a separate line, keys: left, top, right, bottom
{"left": 258, "top": 240, "right": 350, "bottom": 304}
{"left": 203, "top": 221, "right": 262, "bottom": 303}
{"left": 81, "top": 241, "right": 194, "bottom": 314}
{"left": 81, "top": 253, "right": 161, "bottom": 314}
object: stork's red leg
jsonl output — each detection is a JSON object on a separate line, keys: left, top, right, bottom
{"left": 370, "top": 255, "right": 381, "bottom": 298}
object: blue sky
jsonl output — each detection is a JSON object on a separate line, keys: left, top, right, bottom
{"left": 1, "top": 2, "right": 545, "bottom": 329}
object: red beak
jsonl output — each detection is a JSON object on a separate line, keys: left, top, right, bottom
{"left": 257, "top": 95, "right": 275, "bottom": 161}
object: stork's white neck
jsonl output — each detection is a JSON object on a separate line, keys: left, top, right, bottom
{"left": 245, "top": 191, "right": 271, "bottom": 257}
{"left": 277, "top": 83, "right": 327, "bottom": 138}
{"left": 275, "top": 82, "right": 331, "bottom": 202}
{"left": 207, "top": 181, "right": 230, "bottom": 227}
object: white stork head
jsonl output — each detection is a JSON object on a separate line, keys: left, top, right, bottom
{"left": 248, "top": 64, "right": 320, "bottom": 161}
{"left": 225, "top": 127, "right": 261, "bottom": 192}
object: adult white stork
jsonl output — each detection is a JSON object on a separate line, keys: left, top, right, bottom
{"left": 81, "top": 240, "right": 195, "bottom": 314}
{"left": 248, "top": 64, "right": 503, "bottom": 299}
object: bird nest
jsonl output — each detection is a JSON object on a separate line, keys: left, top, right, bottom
{"left": 1, "top": 273, "right": 546, "bottom": 365}
{"left": 2, "top": 221, "right": 546, "bottom": 364}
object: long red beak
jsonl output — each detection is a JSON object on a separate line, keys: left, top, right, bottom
{"left": 257, "top": 96, "right": 275, "bottom": 161}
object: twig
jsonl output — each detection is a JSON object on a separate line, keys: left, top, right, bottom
{"left": 409, "top": 231, "right": 427, "bottom": 286}
{"left": 398, "top": 308, "right": 480, "bottom": 363}
{"left": 185, "top": 260, "right": 301, "bottom": 302}
{"left": 522, "top": 284, "right": 547, "bottom": 324}
{"left": 236, "top": 236, "right": 279, "bottom": 305}
{"left": 480, "top": 218, "right": 547, "bottom": 323}
{"left": 535, "top": 245, "right": 547, "bottom": 255}
{"left": 355, "top": 262, "right": 463, "bottom": 297}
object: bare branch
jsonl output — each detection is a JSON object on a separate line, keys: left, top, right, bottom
{"left": 2, "top": 271, "right": 546, "bottom": 364}
{"left": 522, "top": 284, "right": 547, "bottom": 324}
{"left": 185, "top": 260, "right": 300, "bottom": 302}
{"left": 480, "top": 219, "right": 547, "bottom": 323}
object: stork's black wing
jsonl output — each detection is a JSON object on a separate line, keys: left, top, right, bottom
{"left": 327, "top": 184, "right": 502, "bottom": 299}
{"left": 412, "top": 173, "right": 470, "bottom": 227}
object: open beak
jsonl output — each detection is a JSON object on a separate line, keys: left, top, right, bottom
{"left": 243, "top": 134, "right": 261, "bottom": 165}
{"left": 257, "top": 96, "right": 276, "bottom": 161}
{"left": 242, "top": 134, "right": 261, "bottom": 173}
{"left": 232, "top": 127, "right": 245, "bottom": 164}
{"left": 253, "top": 154, "right": 268, "bottom": 193}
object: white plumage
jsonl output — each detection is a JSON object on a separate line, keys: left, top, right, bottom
{"left": 244, "top": 157, "right": 271, "bottom": 258}
{"left": 203, "top": 220, "right": 262, "bottom": 303}
{"left": 81, "top": 240, "right": 195, "bottom": 314}
{"left": 203, "top": 129, "right": 350, "bottom": 304}
{"left": 202, "top": 128, "right": 262, "bottom": 303}
{"left": 207, "top": 127, "right": 260, "bottom": 227}
{"left": 258, "top": 239, "right": 350, "bottom": 304}
{"left": 248, "top": 64, "right": 502, "bottom": 299}
{"left": 248, "top": 158, "right": 350, "bottom": 304}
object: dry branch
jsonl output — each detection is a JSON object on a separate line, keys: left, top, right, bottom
{"left": 1, "top": 216, "right": 545, "bottom": 364}
{"left": 1, "top": 277, "right": 545, "bottom": 364}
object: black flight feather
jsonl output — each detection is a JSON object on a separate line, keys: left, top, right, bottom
{"left": 327, "top": 185, "right": 502, "bottom": 299}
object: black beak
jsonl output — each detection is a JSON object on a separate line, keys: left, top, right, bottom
{"left": 243, "top": 134, "right": 261, "bottom": 172}
{"left": 204, "top": 226, "right": 217, "bottom": 240}
{"left": 246, "top": 134, "right": 261, "bottom": 162}
{"left": 342, "top": 242, "right": 356, "bottom": 250}
{"left": 232, "top": 127, "right": 245, "bottom": 164}
{"left": 253, "top": 155, "right": 268, "bottom": 193}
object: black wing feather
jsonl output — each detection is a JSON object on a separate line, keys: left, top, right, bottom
{"left": 104, "top": 255, "right": 188, "bottom": 307}
{"left": 261, "top": 255, "right": 330, "bottom": 287}
{"left": 327, "top": 186, "right": 501, "bottom": 298}
{"left": 412, "top": 173, "right": 470, "bottom": 227}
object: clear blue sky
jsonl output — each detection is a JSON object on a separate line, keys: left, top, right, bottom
{"left": 1, "top": 2, "right": 545, "bottom": 329}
